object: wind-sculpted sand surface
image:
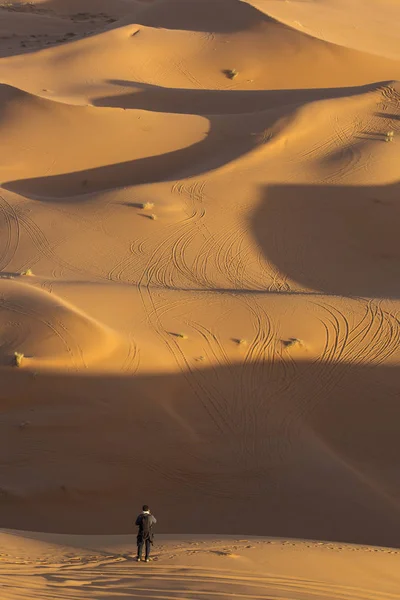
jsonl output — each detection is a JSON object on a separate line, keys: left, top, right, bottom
{"left": 0, "top": 0, "right": 399, "bottom": 597}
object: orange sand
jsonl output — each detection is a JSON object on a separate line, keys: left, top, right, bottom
{"left": 0, "top": 0, "right": 400, "bottom": 598}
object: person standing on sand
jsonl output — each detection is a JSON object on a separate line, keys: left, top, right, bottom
{"left": 135, "top": 504, "right": 157, "bottom": 562}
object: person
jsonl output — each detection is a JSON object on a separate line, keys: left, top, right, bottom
{"left": 135, "top": 504, "right": 157, "bottom": 562}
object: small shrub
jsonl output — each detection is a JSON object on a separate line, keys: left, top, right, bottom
{"left": 140, "top": 202, "right": 154, "bottom": 210}
{"left": 385, "top": 131, "right": 394, "bottom": 142}
{"left": 20, "top": 268, "right": 33, "bottom": 276}
{"left": 233, "top": 338, "right": 248, "bottom": 346}
{"left": 14, "top": 352, "right": 24, "bottom": 367}
{"left": 170, "top": 332, "right": 188, "bottom": 339}
{"left": 149, "top": 214, "right": 157, "bottom": 220}
{"left": 283, "top": 338, "right": 301, "bottom": 348}
{"left": 226, "top": 68, "right": 238, "bottom": 80}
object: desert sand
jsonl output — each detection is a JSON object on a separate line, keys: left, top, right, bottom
{"left": 1, "top": 530, "right": 400, "bottom": 600}
{"left": 0, "top": 0, "right": 400, "bottom": 597}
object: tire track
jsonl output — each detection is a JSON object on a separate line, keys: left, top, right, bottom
{"left": 191, "top": 233, "right": 218, "bottom": 289}
{"left": 293, "top": 119, "right": 355, "bottom": 163}
{"left": 170, "top": 180, "right": 257, "bottom": 291}
{"left": 136, "top": 216, "right": 197, "bottom": 288}
{"left": 321, "top": 113, "right": 375, "bottom": 183}
{"left": 380, "top": 83, "right": 400, "bottom": 105}
{"left": 282, "top": 301, "right": 354, "bottom": 437}
{"left": 133, "top": 181, "right": 207, "bottom": 289}
{"left": 173, "top": 58, "right": 203, "bottom": 88}
{"left": 141, "top": 457, "right": 240, "bottom": 501}
{"left": 187, "top": 320, "right": 238, "bottom": 433}
{"left": 341, "top": 301, "right": 400, "bottom": 366}
{"left": 16, "top": 209, "right": 104, "bottom": 281}
{"left": 170, "top": 206, "right": 206, "bottom": 287}
{"left": 0, "top": 195, "right": 20, "bottom": 273}
{"left": 238, "top": 295, "right": 296, "bottom": 463}
{"left": 121, "top": 333, "right": 140, "bottom": 374}
{"left": 3, "top": 560, "right": 399, "bottom": 600}
{"left": 0, "top": 321, "right": 25, "bottom": 363}
{"left": 284, "top": 299, "right": 400, "bottom": 439}
{"left": 0, "top": 297, "right": 82, "bottom": 370}
{"left": 239, "top": 297, "right": 272, "bottom": 459}
{"left": 171, "top": 180, "right": 218, "bottom": 289}
{"left": 270, "top": 301, "right": 354, "bottom": 451}
{"left": 137, "top": 284, "right": 232, "bottom": 435}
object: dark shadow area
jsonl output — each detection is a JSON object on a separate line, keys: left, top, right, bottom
{"left": 0, "top": 5, "right": 120, "bottom": 59}
{"left": 2, "top": 114, "right": 254, "bottom": 197}
{"left": 356, "top": 131, "right": 394, "bottom": 141}
{"left": 0, "top": 272, "right": 23, "bottom": 279}
{"left": 2, "top": 134, "right": 246, "bottom": 198}
{"left": 3, "top": 80, "right": 388, "bottom": 199}
{"left": 375, "top": 112, "right": 400, "bottom": 121}
{"left": 5, "top": 77, "right": 305, "bottom": 198}
{"left": 34, "top": 278, "right": 330, "bottom": 296}
{"left": 252, "top": 182, "right": 400, "bottom": 298}
{"left": 138, "top": 213, "right": 156, "bottom": 220}
{"left": 93, "top": 80, "right": 384, "bottom": 115}
{"left": 0, "top": 360, "right": 400, "bottom": 548}
{"left": 117, "top": 0, "right": 272, "bottom": 35}
{"left": 0, "top": 0, "right": 273, "bottom": 59}
{"left": 124, "top": 202, "right": 150, "bottom": 209}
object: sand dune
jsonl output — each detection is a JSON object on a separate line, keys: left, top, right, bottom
{"left": 2, "top": 1, "right": 400, "bottom": 100}
{"left": 0, "top": 0, "right": 399, "bottom": 598}
{"left": 0, "top": 83, "right": 209, "bottom": 196}
{"left": 1, "top": 286, "right": 400, "bottom": 544}
{"left": 252, "top": 0, "right": 400, "bottom": 60}
{"left": 1, "top": 531, "right": 400, "bottom": 600}
{"left": 0, "top": 278, "right": 119, "bottom": 368}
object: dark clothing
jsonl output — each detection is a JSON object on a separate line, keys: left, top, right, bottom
{"left": 135, "top": 512, "right": 157, "bottom": 532}
{"left": 135, "top": 512, "right": 157, "bottom": 560}
{"left": 137, "top": 537, "right": 151, "bottom": 561}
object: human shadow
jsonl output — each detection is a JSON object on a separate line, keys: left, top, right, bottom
{"left": 1, "top": 359, "right": 400, "bottom": 548}
{"left": 252, "top": 182, "right": 400, "bottom": 298}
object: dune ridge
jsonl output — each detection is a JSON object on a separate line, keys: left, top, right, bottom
{"left": 2, "top": 1, "right": 400, "bottom": 100}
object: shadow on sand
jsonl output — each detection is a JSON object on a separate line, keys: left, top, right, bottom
{"left": 252, "top": 182, "right": 400, "bottom": 299}
{"left": 1, "top": 359, "right": 400, "bottom": 548}
{"left": 92, "top": 80, "right": 383, "bottom": 115}
{"left": 3, "top": 80, "right": 387, "bottom": 199}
